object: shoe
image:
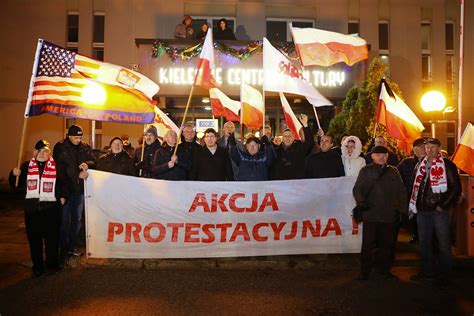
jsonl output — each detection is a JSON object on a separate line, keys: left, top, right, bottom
{"left": 67, "top": 248, "right": 83, "bottom": 257}
{"left": 410, "top": 273, "right": 435, "bottom": 282}
{"left": 357, "top": 274, "right": 369, "bottom": 281}
{"left": 382, "top": 272, "right": 399, "bottom": 280}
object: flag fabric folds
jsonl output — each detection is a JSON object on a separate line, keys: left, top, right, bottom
{"left": 452, "top": 122, "right": 474, "bottom": 176}
{"left": 262, "top": 38, "right": 332, "bottom": 106}
{"left": 25, "top": 39, "right": 158, "bottom": 124}
{"left": 290, "top": 25, "right": 369, "bottom": 67}
{"left": 194, "top": 28, "right": 218, "bottom": 89}
{"left": 151, "top": 106, "right": 180, "bottom": 137}
{"left": 279, "top": 93, "right": 303, "bottom": 140}
{"left": 376, "top": 80, "right": 425, "bottom": 152}
{"left": 240, "top": 83, "right": 264, "bottom": 130}
{"left": 209, "top": 88, "right": 240, "bottom": 122}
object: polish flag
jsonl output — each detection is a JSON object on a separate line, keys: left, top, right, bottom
{"left": 290, "top": 24, "right": 368, "bottom": 67}
{"left": 194, "top": 28, "right": 218, "bottom": 89}
{"left": 263, "top": 38, "right": 332, "bottom": 106}
{"left": 241, "top": 82, "right": 264, "bottom": 130}
{"left": 452, "top": 122, "right": 474, "bottom": 176}
{"left": 376, "top": 80, "right": 425, "bottom": 152}
{"left": 280, "top": 93, "right": 303, "bottom": 140}
{"left": 151, "top": 106, "right": 180, "bottom": 138}
{"left": 209, "top": 88, "right": 240, "bottom": 122}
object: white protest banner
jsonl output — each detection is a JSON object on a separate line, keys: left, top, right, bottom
{"left": 85, "top": 170, "right": 361, "bottom": 258}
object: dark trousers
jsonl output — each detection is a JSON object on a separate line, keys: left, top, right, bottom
{"left": 361, "top": 221, "right": 396, "bottom": 276}
{"left": 24, "top": 206, "right": 62, "bottom": 273}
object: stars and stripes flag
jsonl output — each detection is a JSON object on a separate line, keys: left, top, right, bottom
{"left": 24, "top": 39, "right": 159, "bottom": 124}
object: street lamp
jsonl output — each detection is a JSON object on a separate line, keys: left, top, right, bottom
{"left": 421, "top": 90, "right": 446, "bottom": 137}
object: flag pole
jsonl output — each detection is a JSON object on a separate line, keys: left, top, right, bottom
{"left": 372, "top": 123, "right": 378, "bottom": 139}
{"left": 14, "top": 118, "right": 29, "bottom": 187}
{"left": 174, "top": 86, "right": 195, "bottom": 156}
{"left": 138, "top": 124, "right": 147, "bottom": 177}
{"left": 262, "top": 89, "right": 266, "bottom": 137}
{"left": 457, "top": 0, "right": 465, "bottom": 142}
{"left": 240, "top": 83, "right": 244, "bottom": 142}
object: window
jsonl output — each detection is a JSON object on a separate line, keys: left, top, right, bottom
{"left": 378, "top": 22, "right": 389, "bottom": 50}
{"left": 422, "top": 54, "right": 431, "bottom": 81}
{"left": 93, "top": 47, "right": 104, "bottom": 61}
{"left": 348, "top": 21, "right": 359, "bottom": 35}
{"left": 421, "top": 22, "right": 431, "bottom": 51}
{"left": 380, "top": 54, "right": 390, "bottom": 76}
{"left": 266, "top": 19, "right": 314, "bottom": 42}
{"left": 93, "top": 13, "right": 105, "bottom": 61}
{"left": 446, "top": 54, "right": 455, "bottom": 98}
{"left": 67, "top": 13, "right": 79, "bottom": 47}
{"left": 445, "top": 22, "right": 454, "bottom": 51}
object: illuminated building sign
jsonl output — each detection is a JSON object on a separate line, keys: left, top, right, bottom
{"left": 137, "top": 40, "right": 364, "bottom": 98}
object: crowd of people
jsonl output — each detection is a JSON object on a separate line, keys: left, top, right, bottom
{"left": 9, "top": 116, "right": 463, "bottom": 286}
{"left": 174, "top": 15, "right": 236, "bottom": 40}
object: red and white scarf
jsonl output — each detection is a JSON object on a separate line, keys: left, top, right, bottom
{"left": 409, "top": 153, "right": 447, "bottom": 213}
{"left": 25, "top": 157, "right": 57, "bottom": 201}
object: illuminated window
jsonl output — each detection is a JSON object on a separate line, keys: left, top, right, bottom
{"left": 422, "top": 54, "right": 432, "bottom": 81}
{"left": 421, "top": 22, "right": 431, "bottom": 51}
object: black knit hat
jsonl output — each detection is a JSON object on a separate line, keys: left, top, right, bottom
{"left": 35, "top": 140, "right": 51, "bottom": 151}
{"left": 109, "top": 137, "right": 123, "bottom": 146}
{"left": 412, "top": 138, "right": 426, "bottom": 147}
{"left": 371, "top": 145, "right": 389, "bottom": 154}
{"left": 68, "top": 124, "right": 83, "bottom": 136}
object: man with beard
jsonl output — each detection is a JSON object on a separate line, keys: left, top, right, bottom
{"left": 134, "top": 126, "right": 161, "bottom": 178}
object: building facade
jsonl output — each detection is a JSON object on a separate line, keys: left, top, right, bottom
{"left": 0, "top": 0, "right": 472, "bottom": 182}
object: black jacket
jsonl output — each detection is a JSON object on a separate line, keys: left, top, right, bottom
{"left": 353, "top": 164, "right": 408, "bottom": 223}
{"left": 214, "top": 28, "right": 236, "bottom": 40}
{"left": 53, "top": 139, "right": 96, "bottom": 198}
{"left": 396, "top": 156, "right": 419, "bottom": 194}
{"left": 305, "top": 150, "right": 345, "bottom": 179}
{"left": 416, "top": 158, "right": 462, "bottom": 212}
{"left": 151, "top": 143, "right": 190, "bottom": 180}
{"left": 190, "top": 146, "right": 234, "bottom": 181}
{"left": 180, "top": 138, "right": 202, "bottom": 179}
{"left": 230, "top": 142, "right": 276, "bottom": 181}
{"left": 98, "top": 150, "right": 136, "bottom": 176}
{"left": 9, "top": 160, "right": 61, "bottom": 213}
{"left": 273, "top": 126, "right": 314, "bottom": 180}
{"left": 133, "top": 140, "right": 161, "bottom": 178}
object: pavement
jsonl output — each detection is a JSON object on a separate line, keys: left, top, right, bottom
{"left": 1, "top": 191, "right": 474, "bottom": 315}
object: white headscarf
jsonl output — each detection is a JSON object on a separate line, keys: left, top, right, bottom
{"left": 341, "top": 136, "right": 362, "bottom": 159}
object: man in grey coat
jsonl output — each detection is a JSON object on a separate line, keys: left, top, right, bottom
{"left": 353, "top": 145, "right": 407, "bottom": 281}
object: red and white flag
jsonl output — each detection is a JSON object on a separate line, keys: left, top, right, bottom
{"left": 194, "top": 28, "right": 218, "bottom": 89}
{"left": 241, "top": 82, "right": 264, "bottom": 130}
{"left": 452, "top": 122, "right": 474, "bottom": 176}
{"left": 263, "top": 38, "right": 331, "bottom": 106}
{"left": 150, "top": 106, "right": 180, "bottom": 137}
{"left": 280, "top": 93, "right": 302, "bottom": 140}
{"left": 376, "top": 80, "right": 424, "bottom": 152}
{"left": 209, "top": 88, "right": 240, "bottom": 122}
{"left": 290, "top": 25, "right": 368, "bottom": 67}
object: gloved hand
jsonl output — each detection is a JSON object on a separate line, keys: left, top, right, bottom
{"left": 228, "top": 133, "right": 237, "bottom": 146}
{"left": 261, "top": 135, "right": 269, "bottom": 145}
{"left": 135, "top": 161, "right": 146, "bottom": 169}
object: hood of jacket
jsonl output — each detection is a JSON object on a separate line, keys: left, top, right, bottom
{"left": 341, "top": 135, "right": 362, "bottom": 159}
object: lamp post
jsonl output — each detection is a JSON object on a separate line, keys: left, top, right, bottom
{"left": 421, "top": 90, "right": 446, "bottom": 138}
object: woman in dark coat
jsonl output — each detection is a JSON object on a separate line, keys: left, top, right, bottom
{"left": 213, "top": 18, "right": 236, "bottom": 40}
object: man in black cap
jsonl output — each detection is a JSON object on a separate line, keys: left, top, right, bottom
{"left": 353, "top": 145, "right": 407, "bottom": 281}
{"left": 53, "top": 124, "right": 96, "bottom": 264}
{"left": 409, "top": 137, "right": 461, "bottom": 285}
{"left": 98, "top": 137, "right": 136, "bottom": 176}
{"left": 9, "top": 140, "right": 63, "bottom": 277}
{"left": 397, "top": 137, "right": 426, "bottom": 243}
{"left": 133, "top": 126, "right": 161, "bottom": 178}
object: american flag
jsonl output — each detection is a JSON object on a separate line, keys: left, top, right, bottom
{"left": 25, "top": 39, "right": 158, "bottom": 124}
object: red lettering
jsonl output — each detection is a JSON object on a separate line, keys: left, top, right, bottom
{"left": 270, "top": 222, "right": 286, "bottom": 240}
{"left": 246, "top": 193, "right": 258, "bottom": 212}
{"left": 229, "top": 193, "right": 245, "bottom": 212}
{"left": 284, "top": 221, "right": 298, "bottom": 240}
{"left": 188, "top": 193, "right": 210, "bottom": 212}
{"left": 125, "top": 223, "right": 142, "bottom": 243}
{"left": 258, "top": 193, "right": 279, "bottom": 212}
{"left": 201, "top": 224, "right": 216, "bottom": 243}
{"left": 184, "top": 223, "right": 201, "bottom": 242}
{"left": 215, "top": 223, "right": 233, "bottom": 242}
{"left": 167, "top": 223, "right": 184, "bottom": 242}
{"left": 252, "top": 222, "right": 269, "bottom": 242}
{"left": 107, "top": 222, "right": 123, "bottom": 242}
{"left": 143, "top": 222, "right": 166, "bottom": 243}
{"left": 321, "top": 218, "right": 342, "bottom": 236}
{"left": 302, "top": 220, "right": 321, "bottom": 238}
{"left": 229, "top": 223, "right": 250, "bottom": 242}
{"left": 211, "top": 194, "right": 229, "bottom": 212}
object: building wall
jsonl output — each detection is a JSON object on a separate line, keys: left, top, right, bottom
{"left": 0, "top": 0, "right": 472, "bottom": 183}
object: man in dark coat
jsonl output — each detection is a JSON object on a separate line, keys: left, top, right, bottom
{"left": 273, "top": 114, "right": 314, "bottom": 180}
{"left": 190, "top": 128, "right": 233, "bottom": 181}
{"left": 353, "top": 145, "right": 407, "bottom": 281}
{"left": 396, "top": 137, "right": 426, "bottom": 243}
{"left": 53, "top": 125, "right": 96, "bottom": 262}
{"left": 152, "top": 130, "right": 190, "bottom": 180}
{"left": 409, "top": 138, "right": 461, "bottom": 284}
{"left": 134, "top": 126, "right": 161, "bottom": 178}
{"left": 180, "top": 124, "right": 201, "bottom": 179}
{"left": 9, "top": 140, "right": 63, "bottom": 277}
{"left": 218, "top": 121, "right": 243, "bottom": 178}
{"left": 305, "top": 135, "right": 345, "bottom": 179}
{"left": 228, "top": 134, "right": 275, "bottom": 181}
{"left": 97, "top": 137, "right": 136, "bottom": 176}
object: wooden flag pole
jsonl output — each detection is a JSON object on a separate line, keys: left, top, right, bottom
{"left": 312, "top": 106, "right": 322, "bottom": 131}
{"left": 262, "top": 89, "right": 266, "bottom": 137}
{"left": 372, "top": 123, "right": 378, "bottom": 139}
{"left": 138, "top": 124, "right": 147, "bottom": 177}
{"left": 15, "top": 118, "right": 29, "bottom": 187}
{"left": 174, "top": 86, "right": 195, "bottom": 156}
